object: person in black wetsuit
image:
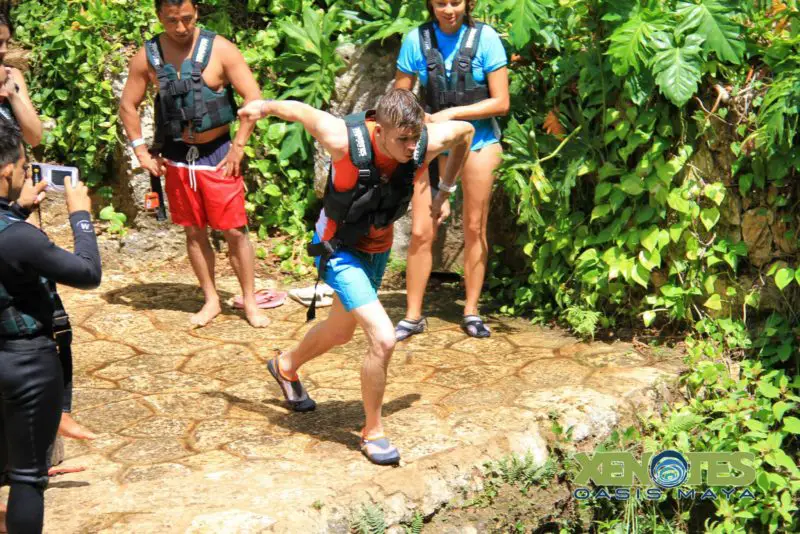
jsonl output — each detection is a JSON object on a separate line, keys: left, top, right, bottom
{"left": 0, "top": 120, "right": 101, "bottom": 534}
{"left": 0, "top": 8, "right": 97, "bottom": 455}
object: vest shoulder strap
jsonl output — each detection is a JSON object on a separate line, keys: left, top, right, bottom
{"left": 414, "top": 126, "right": 428, "bottom": 169}
{"left": 0, "top": 102, "right": 17, "bottom": 128}
{"left": 419, "top": 22, "right": 438, "bottom": 55}
{"left": 458, "top": 22, "right": 484, "bottom": 60}
{"left": 344, "top": 110, "right": 374, "bottom": 175}
{"left": 145, "top": 35, "right": 165, "bottom": 72}
{"left": 192, "top": 30, "right": 217, "bottom": 70}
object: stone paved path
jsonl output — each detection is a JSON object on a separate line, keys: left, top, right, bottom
{"left": 4, "top": 268, "right": 685, "bottom": 533}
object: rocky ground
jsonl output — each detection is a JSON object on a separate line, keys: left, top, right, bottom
{"left": 4, "top": 207, "right": 686, "bottom": 533}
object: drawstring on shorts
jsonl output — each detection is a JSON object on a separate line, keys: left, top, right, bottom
{"left": 186, "top": 145, "right": 200, "bottom": 191}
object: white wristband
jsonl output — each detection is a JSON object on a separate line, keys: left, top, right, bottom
{"left": 438, "top": 181, "right": 457, "bottom": 194}
{"left": 130, "top": 138, "right": 146, "bottom": 149}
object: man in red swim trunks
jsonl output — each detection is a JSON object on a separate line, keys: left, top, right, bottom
{"left": 119, "top": 0, "right": 268, "bottom": 328}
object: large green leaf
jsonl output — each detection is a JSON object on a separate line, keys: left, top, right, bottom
{"left": 492, "top": 0, "right": 548, "bottom": 49}
{"left": 700, "top": 207, "right": 720, "bottom": 231}
{"left": 652, "top": 33, "right": 704, "bottom": 107}
{"left": 676, "top": 0, "right": 744, "bottom": 64}
{"left": 775, "top": 268, "right": 796, "bottom": 291}
{"left": 607, "top": 12, "right": 667, "bottom": 76}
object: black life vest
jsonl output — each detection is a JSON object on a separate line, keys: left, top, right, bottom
{"left": 419, "top": 22, "right": 490, "bottom": 112}
{"left": 0, "top": 101, "right": 18, "bottom": 129}
{"left": 145, "top": 29, "right": 237, "bottom": 146}
{"left": 0, "top": 211, "right": 70, "bottom": 339}
{"left": 304, "top": 110, "right": 428, "bottom": 320}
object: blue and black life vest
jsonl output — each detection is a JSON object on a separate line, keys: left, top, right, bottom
{"left": 0, "top": 212, "right": 70, "bottom": 338}
{"left": 419, "top": 22, "right": 490, "bottom": 113}
{"left": 145, "top": 29, "right": 237, "bottom": 144}
{"left": 304, "top": 110, "right": 427, "bottom": 320}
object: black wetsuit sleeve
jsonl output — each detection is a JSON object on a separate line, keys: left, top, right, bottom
{"left": 3, "top": 211, "right": 102, "bottom": 289}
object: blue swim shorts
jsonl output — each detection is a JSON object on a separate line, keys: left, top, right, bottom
{"left": 312, "top": 233, "right": 390, "bottom": 312}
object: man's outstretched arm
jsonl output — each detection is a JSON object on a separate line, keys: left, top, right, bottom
{"left": 239, "top": 100, "right": 348, "bottom": 161}
{"left": 423, "top": 120, "right": 474, "bottom": 223}
{"left": 426, "top": 120, "right": 475, "bottom": 189}
{"left": 218, "top": 37, "right": 262, "bottom": 176}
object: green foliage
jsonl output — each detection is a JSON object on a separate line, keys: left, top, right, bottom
{"left": 651, "top": 33, "right": 704, "bottom": 106}
{"left": 675, "top": 0, "right": 745, "bottom": 64}
{"left": 342, "top": 1, "right": 427, "bottom": 45}
{"left": 486, "top": 0, "right": 797, "bottom": 343}
{"left": 403, "top": 512, "right": 424, "bottom": 534}
{"left": 565, "top": 306, "right": 603, "bottom": 339}
{"left": 652, "top": 331, "right": 800, "bottom": 532}
{"left": 350, "top": 503, "right": 386, "bottom": 534}
{"left": 492, "top": 0, "right": 550, "bottom": 49}
{"left": 13, "top": 0, "right": 155, "bottom": 186}
{"left": 98, "top": 204, "right": 128, "bottom": 237}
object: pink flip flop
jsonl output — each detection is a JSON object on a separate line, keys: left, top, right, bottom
{"left": 233, "top": 289, "right": 287, "bottom": 309}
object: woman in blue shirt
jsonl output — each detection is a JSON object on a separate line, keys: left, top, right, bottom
{"left": 394, "top": 0, "right": 509, "bottom": 339}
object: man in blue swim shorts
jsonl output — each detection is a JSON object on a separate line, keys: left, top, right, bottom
{"left": 238, "top": 89, "right": 473, "bottom": 465}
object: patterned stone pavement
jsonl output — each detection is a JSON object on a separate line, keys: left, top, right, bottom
{"left": 3, "top": 269, "right": 686, "bottom": 533}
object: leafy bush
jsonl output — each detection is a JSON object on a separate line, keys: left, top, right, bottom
{"left": 13, "top": 0, "right": 155, "bottom": 185}
{"left": 486, "top": 0, "right": 799, "bottom": 341}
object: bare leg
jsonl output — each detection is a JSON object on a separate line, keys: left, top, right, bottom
{"left": 0, "top": 503, "right": 5, "bottom": 534}
{"left": 57, "top": 412, "right": 96, "bottom": 440}
{"left": 280, "top": 296, "right": 356, "bottom": 379}
{"left": 404, "top": 160, "right": 445, "bottom": 320}
{"left": 351, "top": 300, "right": 396, "bottom": 439}
{"left": 223, "top": 227, "right": 269, "bottom": 328}
{"left": 185, "top": 226, "right": 221, "bottom": 326}
{"left": 461, "top": 144, "right": 502, "bottom": 317}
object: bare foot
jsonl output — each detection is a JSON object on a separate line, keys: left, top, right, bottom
{"left": 190, "top": 299, "right": 221, "bottom": 327}
{"left": 244, "top": 305, "right": 271, "bottom": 328}
{"left": 58, "top": 412, "right": 97, "bottom": 440}
{"left": 48, "top": 465, "right": 86, "bottom": 477}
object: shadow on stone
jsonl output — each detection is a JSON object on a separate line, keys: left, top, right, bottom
{"left": 48, "top": 480, "right": 91, "bottom": 490}
{"left": 215, "top": 391, "right": 421, "bottom": 452}
{"left": 103, "top": 283, "right": 237, "bottom": 316}
{"left": 378, "top": 291, "right": 464, "bottom": 324}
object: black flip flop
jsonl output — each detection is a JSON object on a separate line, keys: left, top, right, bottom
{"left": 461, "top": 315, "right": 491, "bottom": 338}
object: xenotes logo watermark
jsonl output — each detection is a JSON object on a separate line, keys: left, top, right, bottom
{"left": 573, "top": 450, "right": 757, "bottom": 501}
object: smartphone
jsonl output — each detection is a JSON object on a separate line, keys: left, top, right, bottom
{"left": 31, "top": 163, "right": 80, "bottom": 192}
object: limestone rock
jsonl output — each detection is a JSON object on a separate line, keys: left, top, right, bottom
{"left": 186, "top": 510, "right": 276, "bottom": 533}
{"left": 507, "top": 423, "right": 549, "bottom": 465}
{"left": 771, "top": 213, "right": 798, "bottom": 255}
{"left": 391, "top": 200, "right": 465, "bottom": 273}
{"left": 5, "top": 45, "right": 30, "bottom": 72}
{"left": 742, "top": 208, "right": 773, "bottom": 267}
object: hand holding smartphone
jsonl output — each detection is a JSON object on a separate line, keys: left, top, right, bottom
{"left": 31, "top": 163, "right": 80, "bottom": 192}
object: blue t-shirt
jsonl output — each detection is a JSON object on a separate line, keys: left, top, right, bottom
{"left": 397, "top": 22, "right": 507, "bottom": 151}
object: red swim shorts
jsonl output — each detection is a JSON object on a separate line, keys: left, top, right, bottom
{"left": 162, "top": 137, "right": 247, "bottom": 230}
